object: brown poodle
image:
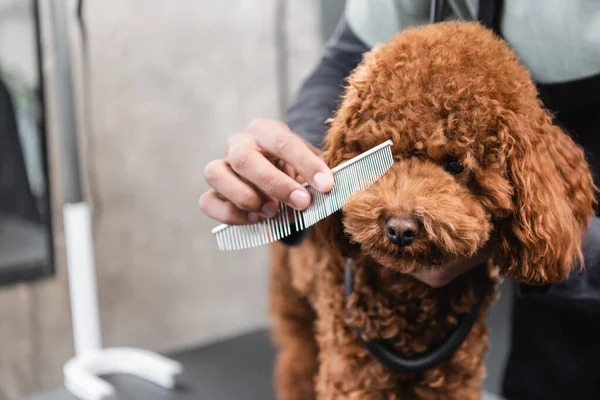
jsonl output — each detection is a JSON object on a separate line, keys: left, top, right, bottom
{"left": 269, "top": 21, "right": 596, "bottom": 400}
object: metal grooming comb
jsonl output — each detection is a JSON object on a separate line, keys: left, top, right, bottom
{"left": 212, "top": 140, "right": 394, "bottom": 251}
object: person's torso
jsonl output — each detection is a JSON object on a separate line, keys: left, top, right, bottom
{"left": 346, "top": 0, "right": 600, "bottom": 84}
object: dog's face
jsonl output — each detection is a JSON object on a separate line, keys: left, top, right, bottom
{"left": 318, "top": 22, "right": 596, "bottom": 284}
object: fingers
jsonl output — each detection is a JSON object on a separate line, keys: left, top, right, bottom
{"left": 410, "top": 269, "right": 456, "bottom": 288}
{"left": 410, "top": 243, "right": 494, "bottom": 288}
{"left": 198, "top": 189, "right": 253, "bottom": 225}
{"left": 246, "top": 119, "right": 334, "bottom": 193}
{"left": 225, "top": 131, "right": 312, "bottom": 210}
{"left": 200, "top": 118, "right": 333, "bottom": 226}
{"left": 204, "top": 159, "right": 278, "bottom": 217}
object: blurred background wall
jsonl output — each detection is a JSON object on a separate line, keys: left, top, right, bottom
{"left": 0, "top": 0, "right": 337, "bottom": 398}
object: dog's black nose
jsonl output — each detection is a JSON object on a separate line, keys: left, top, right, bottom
{"left": 385, "top": 215, "right": 420, "bottom": 247}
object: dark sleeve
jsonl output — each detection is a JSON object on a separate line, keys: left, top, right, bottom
{"left": 279, "top": 16, "right": 370, "bottom": 247}
{"left": 284, "top": 16, "right": 370, "bottom": 148}
{"left": 516, "top": 216, "right": 600, "bottom": 313}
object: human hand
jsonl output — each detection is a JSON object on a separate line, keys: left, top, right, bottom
{"left": 199, "top": 118, "right": 334, "bottom": 225}
{"left": 409, "top": 239, "right": 495, "bottom": 288}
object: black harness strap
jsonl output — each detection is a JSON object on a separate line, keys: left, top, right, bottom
{"left": 345, "top": 259, "right": 487, "bottom": 373}
{"left": 430, "top": 0, "right": 447, "bottom": 24}
{"left": 431, "top": 0, "right": 504, "bottom": 35}
{"left": 478, "top": 0, "right": 504, "bottom": 35}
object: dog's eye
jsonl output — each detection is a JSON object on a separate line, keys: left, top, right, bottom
{"left": 445, "top": 158, "right": 465, "bottom": 175}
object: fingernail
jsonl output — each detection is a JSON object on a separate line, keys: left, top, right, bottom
{"left": 248, "top": 213, "right": 260, "bottom": 223}
{"left": 290, "top": 189, "right": 310, "bottom": 210}
{"left": 261, "top": 202, "right": 279, "bottom": 218}
{"left": 313, "top": 172, "right": 334, "bottom": 192}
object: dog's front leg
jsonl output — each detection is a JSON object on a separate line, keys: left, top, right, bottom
{"left": 311, "top": 264, "right": 401, "bottom": 400}
{"left": 269, "top": 243, "right": 320, "bottom": 400}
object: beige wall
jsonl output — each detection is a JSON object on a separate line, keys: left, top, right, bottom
{"left": 0, "top": 0, "right": 323, "bottom": 398}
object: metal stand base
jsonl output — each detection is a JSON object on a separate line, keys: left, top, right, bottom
{"left": 62, "top": 203, "right": 183, "bottom": 399}
{"left": 64, "top": 348, "right": 183, "bottom": 400}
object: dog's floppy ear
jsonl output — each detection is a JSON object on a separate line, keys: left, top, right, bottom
{"left": 312, "top": 210, "right": 359, "bottom": 260}
{"left": 310, "top": 92, "right": 367, "bottom": 260}
{"left": 311, "top": 47, "right": 385, "bottom": 260}
{"left": 496, "top": 107, "right": 596, "bottom": 284}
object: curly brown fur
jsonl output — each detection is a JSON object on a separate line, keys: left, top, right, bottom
{"left": 269, "top": 21, "right": 596, "bottom": 399}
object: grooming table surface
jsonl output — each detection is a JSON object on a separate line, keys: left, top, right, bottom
{"left": 25, "top": 330, "right": 276, "bottom": 400}
{"left": 26, "top": 282, "right": 512, "bottom": 400}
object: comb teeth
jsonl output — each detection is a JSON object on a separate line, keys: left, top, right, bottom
{"left": 211, "top": 140, "right": 394, "bottom": 251}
